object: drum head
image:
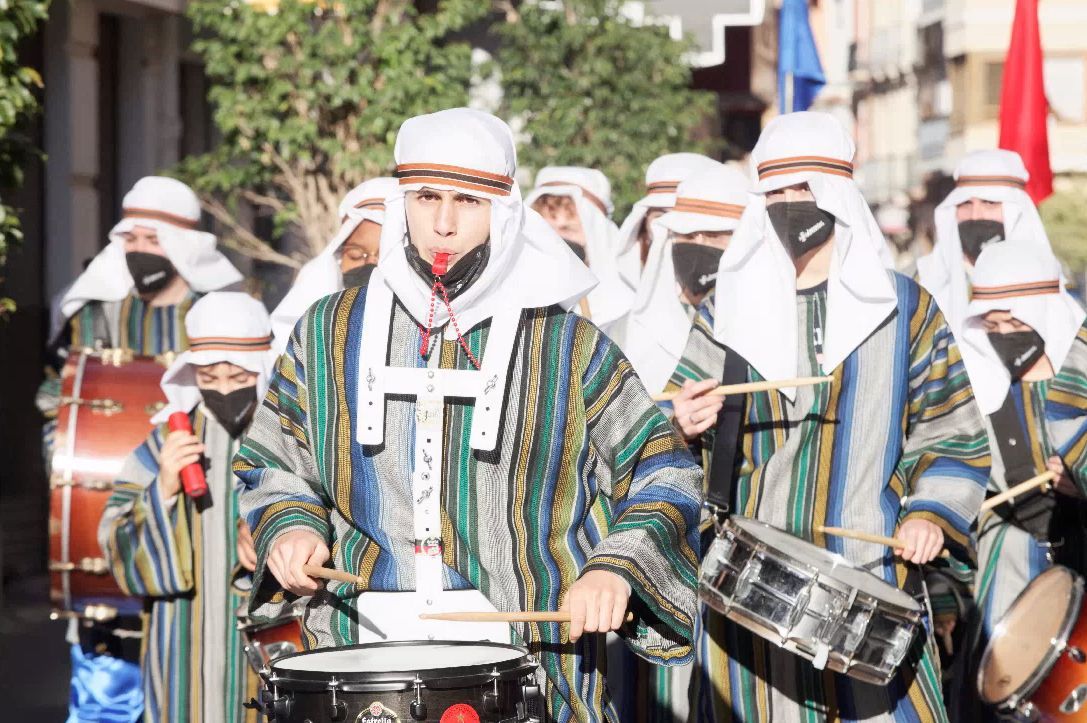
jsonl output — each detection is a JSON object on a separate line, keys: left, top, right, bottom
{"left": 271, "top": 640, "right": 530, "bottom": 682}
{"left": 979, "top": 566, "right": 1083, "bottom": 704}
{"left": 729, "top": 517, "right": 920, "bottom": 611}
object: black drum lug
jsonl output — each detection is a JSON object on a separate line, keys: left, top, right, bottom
{"left": 271, "top": 696, "right": 292, "bottom": 721}
{"left": 328, "top": 700, "right": 348, "bottom": 721}
{"left": 410, "top": 675, "right": 428, "bottom": 720}
{"left": 482, "top": 669, "right": 502, "bottom": 712}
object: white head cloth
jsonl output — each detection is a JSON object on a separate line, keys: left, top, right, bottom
{"left": 917, "top": 149, "right": 1055, "bottom": 334}
{"left": 359, "top": 108, "right": 596, "bottom": 452}
{"left": 270, "top": 177, "right": 398, "bottom": 352}
{"left": 524, "top": 166, "right": 634, "bottom": 330}
{"left": 958, "top": 240, "right": 1085, "bottom": 415}
{"left": 712, "top": 111, "right": 898, "bottom": 396}
{"left": 151, "top": 292, "right": 277, "bottom": 424}
{"left": 615, "top": 153, "right": 722, "bottom": 287}
{"left": 60, "top": 176, "right": 243, "bottom": 319}
{"left": 624, "top": 162, "right": 752, "bottom": 392}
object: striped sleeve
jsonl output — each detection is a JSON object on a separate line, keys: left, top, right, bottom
{"left": 578, "top": 324, "right": 703, "bottom": 665}
{"left": 234, "top": 322, "right": 333, "bottom": 610}
{"left": 98, "top": 426, "right": 195, "bottom": 597}
{"left": 897, "top": 289, "right": 990, "bottom": 555}
{"left": 1046, "top": 323, "right": 1087, "bottom": 493}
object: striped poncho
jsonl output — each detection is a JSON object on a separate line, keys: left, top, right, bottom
{"left": 66, "top": 293, "right": 197, "bottom": 353}
{"left": 670, "top": 273, "right": 990, "bottom": 723}
{"left": 99, "top": 409, "right": 259, "bottom": 723}
{"left": 234, "top": 286, "right": 703, "bottom": 722}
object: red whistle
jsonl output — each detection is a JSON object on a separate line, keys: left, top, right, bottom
{"left": 431, "top": 252, "right": 451, "bottom": 277}
{"left": 167, "top": 412, "right": 208, "bottom": 498}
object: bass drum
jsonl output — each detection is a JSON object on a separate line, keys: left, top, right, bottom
{"left": 49, "top": 348, "right": 170, "bottom": 620}
{"left": 264, "top": 641, "right": 541, "bottom": 722}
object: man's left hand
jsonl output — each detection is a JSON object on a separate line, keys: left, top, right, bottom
{"left": 895, "top": 518, "right": 945, "bottom": 564}
{"left": 562, "top": 570, "right": 631, "bottom": 643}
{"left": 237, "top": 519, "right": 258, "bottom": 572}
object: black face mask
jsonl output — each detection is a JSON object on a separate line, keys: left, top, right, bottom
{"left": 988, "top": 330, "right": 1046, "bottom": 379}
{"left": 767, "top": 201, "right": 836, "bottom": 260}
{"left": 672, "top": 243, "right": 724, "bottom": 298}
{"left": 959, "top": 220, "right": 1005, "bottom": 263}
{"left": 342, "top": 264, "right": 375, "bottom": 289}
{"left": 565, "top": 240, "right": 588, "bottom": 263}
{"left": 201, "top": 386, "right": 258, "bottom": 439}
{"left": 406, "top": 242, "right": 490, "bottom": 301}
{"left": 126, "top": 252, "right": 178, "bottom": 296}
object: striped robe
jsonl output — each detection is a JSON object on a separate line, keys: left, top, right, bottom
{"left": 233, "top": 286, "right": 703, "bottom": 723}
{"left": 67, "top": 294, "right": 197, "bottom": 353}
{"left": 99, "top": 409, "right": 259, "bottom": 723}
{"left": 671, "top": 273, "right": 990, "bottom": 723}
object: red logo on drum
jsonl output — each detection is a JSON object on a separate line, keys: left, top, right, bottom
{"left": 440, "top": 703, "right": 480, "bottom": 723}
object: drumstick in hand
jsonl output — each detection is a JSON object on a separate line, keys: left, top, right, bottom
{"left": 651, "top": 376, "right": 833, "bottom": 403}
{"left": 815, "top": 525, "right": 951, "bottom": 559}
{"left": 419, "top": 610, "right": 635, "bottom": 624}
{"left": 979, "top": 471, "right": 1058, "bottom": 513}
{"left": 301, "top": 564, "right": 364, "bottom": 586}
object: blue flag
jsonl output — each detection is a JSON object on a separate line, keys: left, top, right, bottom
{"left": 778, "top": 0, "right": 826, "bottom": 113}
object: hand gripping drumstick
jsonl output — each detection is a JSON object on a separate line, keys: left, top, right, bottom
{"left": 979, "top": 470, "right": 1058, "bottom": 513}
{"left": 301, "top": 564, "right": 365, "bottom": 586}
{"left": 815, "top": 525, "right": 951, "bottom": 559}
{"left": 418, "top": 611, "right": 635, "bottom": 624}
{"left": 651, "top": 376, "right": 833, "bottom": 403}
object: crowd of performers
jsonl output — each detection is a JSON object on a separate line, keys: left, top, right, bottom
{"left": 38, "top": 107, "right": 1087, "bottom": 723}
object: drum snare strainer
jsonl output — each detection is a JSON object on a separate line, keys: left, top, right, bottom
{"left": 699, "top": 516, "right": 923, "bottom": 686}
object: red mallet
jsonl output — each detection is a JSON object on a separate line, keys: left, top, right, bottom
{"left": 167, "top": 412, "right": 208, "bottom": 498}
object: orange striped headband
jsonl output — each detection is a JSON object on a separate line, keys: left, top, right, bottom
{"left": 189, "top": 335, "right": 273, "bottom": 353}
{"left": 756, "top": 156, "right": 853, "bottom": 181}
{"left": 539, "top": 181, "right": 609, "bottom": 216}
{"left": 340, "top": 197, "right": 386, "bottom": 224}
{"left": 673, "top": 197, "right": 745, "bottom": 219}
{"left": 972, "top": 280, "right": 1059, "bottom": 300}
{"left": 956, "top": 175, "right": 1027, "bottom": 190}
{"left": 646, "top": 181, "right": 679, "bottom": 195}
{"left": 123, "top": 207, "right": 200, "bottom": 230}
{"left": 396, "top": 163, "right": 514, "bottom": 196}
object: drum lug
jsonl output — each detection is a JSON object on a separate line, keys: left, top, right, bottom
{"left": 49, "top": 557, "right": 109, "bottom": 575}
{"left": 49, "top": 603, "right": 118, "bottom": 623}
{"left": 1066, "top": 645, "right": 1087, "bottom": 664}
{"left": 1015, "top": 700, "right": 1039, "bottom": 721}
{"left": 327, "top": 676, "right": 347, "bottom": 721}
{"left": 58, "top": 395, "right": 124, "bottom": 415}
{"left": 410, "top": 676, "right": 428, "bottom": 721}
{"left": 49, "top": 476, "right": 114, "bottom": 491}
{"left": 483, "top": 669, "right": 501, "bottom": 713}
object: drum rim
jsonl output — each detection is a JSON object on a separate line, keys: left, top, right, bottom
{"left": 976, "top": 565, "right": 1085, "bottom": 706}
{"left": 268, "top": 639, "right": 536, "bottom": 686}
{"left": 722, "top": 516, "right": 922, "bottom": 613}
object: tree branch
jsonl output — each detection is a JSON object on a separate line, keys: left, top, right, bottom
{"left": 201, "top": 197, "right": 302, "bottom": 269}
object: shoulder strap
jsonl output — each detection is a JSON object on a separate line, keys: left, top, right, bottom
{"left": 706, "top": 346, "right": 749, "bottom": 512}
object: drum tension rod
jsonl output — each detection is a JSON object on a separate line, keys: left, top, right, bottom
{"left": 326, "top": 676, "right": 347, "bottom": 721}
{"left": 1068, "top": 645, "right": 1087, "bottom": 664}
{"left": 410, "top": 676, "right": 427, "bottom": 721}
{"left": 482, "top": 668, "right": 502, "bottom": 713}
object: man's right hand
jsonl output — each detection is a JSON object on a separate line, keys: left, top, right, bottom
{"left": 159, "top": 430, "right": 205, "bottom": 499}
{"left": 267, "top": 530, "right": 330, "bottom": 596}
{"left": 671, "top": 378, "right": 723, "bottom": 440}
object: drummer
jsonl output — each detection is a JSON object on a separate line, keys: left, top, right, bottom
{"left": 270, "top": 176, "right": 398, "bottom": 353}
{"left": 669, "top": 112, "right": 990, "bottom": 721}
{"left": 99, "top": 291, "right": 276, "bottom": 723}
{"left": 526, "top": 166, "right": 635, "bottom": 339}
{"left": 235, "top": 107, "right": 703, "bottom": 721}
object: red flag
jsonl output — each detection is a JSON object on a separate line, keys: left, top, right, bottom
{"left": 999, "top": 0, "right": 1053, "bottom": 203}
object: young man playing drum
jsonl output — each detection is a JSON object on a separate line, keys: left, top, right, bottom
{"left": 270, "top": 176, "right": 398, "bottom": 353}
{"left": 99, "top": 291, "right": 276, "bottom": 723}
{"left": 235, "top": 108, "right": 703, "bottom": 722}
{"left": 670, "top": 112, "right": 990, "bottom": 722}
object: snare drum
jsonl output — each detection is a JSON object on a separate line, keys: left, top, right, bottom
{"left": 49, "top": 348, "right": 170, "bottom": 619}
{"left": 699, "top": 516, "right": 923, "bottom": 685}
{"left": 263, "top": 641, "right": 540, "bottom": 722}
{"left": 240, "top": 608, "right": 305, "bottom": 674}
{"left": 978, "top": 566, "right": 1087, "bottom": 720}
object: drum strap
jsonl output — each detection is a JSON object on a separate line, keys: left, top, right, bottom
{"left": 706, "top": 346, "right": 749, "bottom": 513}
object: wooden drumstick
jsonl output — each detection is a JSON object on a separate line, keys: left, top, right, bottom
{"left": 815, "top": 525, "right": 951, "bottom": 559}
{"left": 979, "top": 471, "right": 1059, "bottom": 513}
{"left": 651, "top": 376, "right": 833, "bottom": 403}
{"left": 301, "top": 564, "right": 365, "bottom": 586}
{"left": 418, "top": 610, "right": 635, "bottom": 624}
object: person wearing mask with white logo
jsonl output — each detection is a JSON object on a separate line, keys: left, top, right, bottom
{"left": 234, "top": 109, "right": 702, "bottom": 722}
{"left": 99, "top": 291, "right": 277, "bottom": 723}
{"left": 526, "top": 166, "right": 635, "bottom": 339}
{"left": 917, "top": 149, "right": 1060, "bottom": 335}
{"left": 667, "top": 112, "right": 989, "bottom": 722}
{"left": 270, "top": 177, "right": 398, "bottom": 353}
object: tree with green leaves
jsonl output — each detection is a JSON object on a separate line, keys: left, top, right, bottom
{"left": 492, "top": 0, "right": 715, "bottom": 217}
{"left": 179, "top": 0, "right": 487, "bottom": 269}
{"left": 1041, "top": 180, "right": 1087, "bottom": 273}
{"left": 0, "top": 0, "right": 49, "bottom": 317}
